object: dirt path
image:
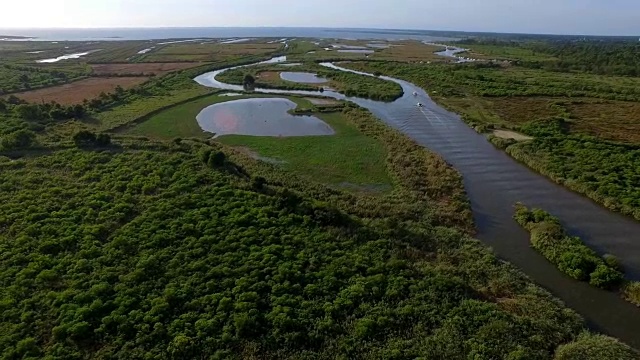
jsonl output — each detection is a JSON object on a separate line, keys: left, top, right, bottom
{"left": 493, "top": 129, "right": 533, "bottom": 141}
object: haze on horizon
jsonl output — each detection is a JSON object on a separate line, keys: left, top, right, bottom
{"left": 2, "top": 0, "right": 638, "bottom": 36}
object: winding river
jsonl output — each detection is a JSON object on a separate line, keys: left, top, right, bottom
{"left": 194, "top": 57, "right": 640, "bottom": 347}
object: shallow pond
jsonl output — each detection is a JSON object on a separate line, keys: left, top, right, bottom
{"left": 137, "top": 47, "right": 154, "bottom": 54}
{"left": 37, "top": 51, "right": 97, "bottom": 63}
{"left": 220, "top": 38, "right": 252, "bottom": 44}
{"left": 367, "top": 43, "right": 391, "bottom": 49}
{"left": 279, "top": 63, "right": 302, "bottom": 67}
{"left": 338, "top": 49, "right": 374, "bottom": 54}
{"left": 196, "top": 98, "right": 334, "bottom": 137}
{"left": 332, "top": 44, "right": 368, "bottom": 49}
{"left": 280, "top": 72, "right": 328, "bottom": 83}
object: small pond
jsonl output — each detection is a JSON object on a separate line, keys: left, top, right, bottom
{"left": 279, "top": 63, "right": 302, "bottom": 67}
{"left": 37, "top": 51, "right": 97, "bottom": 63}
{"left": 332, "top": 44, "right": 368, "bottom": 49}
{"left": 337, "top": 49, "right": 374, "bottom": 54}
{"left": 196, "top": 98, "right": 335, "bottom": 137}
{"left": 280, "top": 72, "right": 328, "bottom": 83}
{"left": 367, "top": 43, "right": 391, "bottom": 49}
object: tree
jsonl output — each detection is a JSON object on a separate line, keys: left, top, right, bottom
{"left": 73, "top": 130, "right": 97, "bottom": 148}
{"left": 243, "top": 74, "right": 256, "bottom": 90}
{"left": 0, "top": 129, "right": 36, "bottom": 150}
{"left": 251, "top": 176, "right": 267, "bottom": 190}
{"left": 14, "top": 104, "right": 44, "bottom": 121}
{"left": 589, "top": 265, "right": 624, "bottom": 289}
{"left": 95, "top": 133, "right": 111, "bottom": 147}
{"left": 208, "top": 151, "right": 226, "bottom": 168}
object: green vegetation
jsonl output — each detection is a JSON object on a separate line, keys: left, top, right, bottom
{"left": 624, "top": 282, "right": 640, "bottom": 307}
{"left": 0, "top": 38, "right": 638, "bottom": 357}
{"left": 553, "top": 333, "right": 638, "bottom": 360}
{"left": 219, "top": 103, "right": 392, "bottom": 188}
{"left": 514, "top": 205, "right": 624, "bottom": 289}
{"left": 123, "top": 93, "right": 233, "bottom": 139}
{"left": 218, "top": 63, "right": 403, "bottom": 101}
{"left": 342, "top": 59, "right": 640, "bottom": 221}
{"left": 0, "top": 137, "right": 619, "bottom": 359}
{"left": 459, "top": 39, "right": 640, "bottom": 76}
{"left": 140, "top": 43, "right": 283, "bottom": 62}
{"left": 0, "top": 63, "right": 87, "bottom": 94}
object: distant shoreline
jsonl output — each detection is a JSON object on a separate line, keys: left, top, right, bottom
{"left": 0, "top": 35, "right": 36, "bottom": 41}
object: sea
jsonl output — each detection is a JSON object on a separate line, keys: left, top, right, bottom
{"left": 0, "top": 27, "right": 457, "bottom": 42}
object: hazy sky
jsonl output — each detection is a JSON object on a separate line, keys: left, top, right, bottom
{"left": 2, "top": 0, "right": 638, "bottom": 35}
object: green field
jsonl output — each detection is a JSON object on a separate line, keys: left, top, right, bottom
{"left": 126, "top": 94, "right": 392, "bottom": 188}
{"left": 220, "top": 110, "right": 392, "bottom": 187}
{"left": 124, "top": 94, "right": 238, "bottom": 139}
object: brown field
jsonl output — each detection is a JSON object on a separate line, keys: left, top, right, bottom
{"left": 565, "top": 100, "right": 640, "bottom": 143}
{"left": 489, "top": 97, "right": 564, "bottom": 124}
{"left": 142, "top": 43, "right": 282, "bottom": 62}
{"left": 91, "top": 62, "right": 204, "bottom": 76}
{"left": 13, "top": 77, "right": 149, "bottom": 104}
{"left": 372, "top": 41, "right": 447, "bottom": 62}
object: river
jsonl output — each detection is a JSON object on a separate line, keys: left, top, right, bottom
{"left": 194, "top": 57, "right": 640, "bottom": 348}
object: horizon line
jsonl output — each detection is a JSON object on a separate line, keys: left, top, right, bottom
{"left": 0, "top": 26, "right": 638, "bottom": 38}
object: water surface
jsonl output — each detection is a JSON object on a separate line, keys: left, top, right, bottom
{"left": 36, "top": 51, "right": 97, "bottom": 63}
{"left": 196, "top": 98, "right": 334, "bottom": 137}
{"left": 338, "top": 49, "right": 374, "bottom": 54}
{"left": 280, "top": 72, "right": 328, "bottom": 83}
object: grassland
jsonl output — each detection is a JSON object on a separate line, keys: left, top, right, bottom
{"left": 140, "top": 43, "right": 283, "bottom": 62}
{"left": 219, "top": 106, "right": 392, "bottom": 188}
{"left": 123, "top": 94, "right": 392, "bottom": 188}
{"left": 123, "top": 93, "right": 237, "bottom": 139}
{"left": 288, "top": 40, "right": 446, "bottom": 63}
{"left": 90, "top": 62, "right": 204, "bottom": 76}
{"left": 12, "top": 77, "right": 150, "bottom": 105}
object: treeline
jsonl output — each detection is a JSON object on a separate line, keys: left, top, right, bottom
{"left": 514, "top": 205, "right": 640, "bottom": 306}
{"left": 317, "top": 69, "right": 403, "bottom": 102}
{"left": 342, "top": 60, "right": 640, "bottom": 101}
{"left": 458, "top": 38, "right": 640, "bottom": 77}
{"left": 0, "top": 64, "right": 87, "bottom": 94}
{"left": 504, "top": 119, "right": 640, "bottom": 221}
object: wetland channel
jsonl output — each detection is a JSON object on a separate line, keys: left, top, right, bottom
{"left": 194, "top": 56, "right": 640, "bottom": 348}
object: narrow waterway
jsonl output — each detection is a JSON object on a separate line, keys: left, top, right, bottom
{"left": 194, "top": 57, "right": 640, "bottom": 348}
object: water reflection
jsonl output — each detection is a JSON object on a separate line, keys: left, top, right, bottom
{"left": 280, "top": 72, "right": 328, "bottom": 83}
{"left": 196, "top": 98, "right": 335, "bottom": 137}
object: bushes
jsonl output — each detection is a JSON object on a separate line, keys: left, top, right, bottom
{"left": 0, "top": 129, "right": 36, "bottom": 150}
{"left": 73, "top": 131, "right": 111, "bottom": 148}
{"left": 623, "top": 282, "right": 640, "bottom": 306}
{"left": 514, "top": 205, "right": 624, "bottom": 289}
{"left": 554, "top": 333, "right": 638, "bottom": 360}
{"left": 0, "top": 147, "right": 598, "bottom": 358}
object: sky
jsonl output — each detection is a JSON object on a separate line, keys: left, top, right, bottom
{"left": 1, "top": 0, "right": 638, "bottom": 36}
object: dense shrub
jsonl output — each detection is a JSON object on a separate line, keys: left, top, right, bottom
{"left": 554, "top": 333, "right": 638, "bottom": 360}
{"left": 0, "top": 147, "right": 591, "bottom": 358}
{"left": 514, "top": 205, "right": 625, "bottom": 290}
{"left": 73, "top": 130, "right": 111, "bottom": 148}
{"left": 0, "top": 129, "right": 36, "bottom": 150}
